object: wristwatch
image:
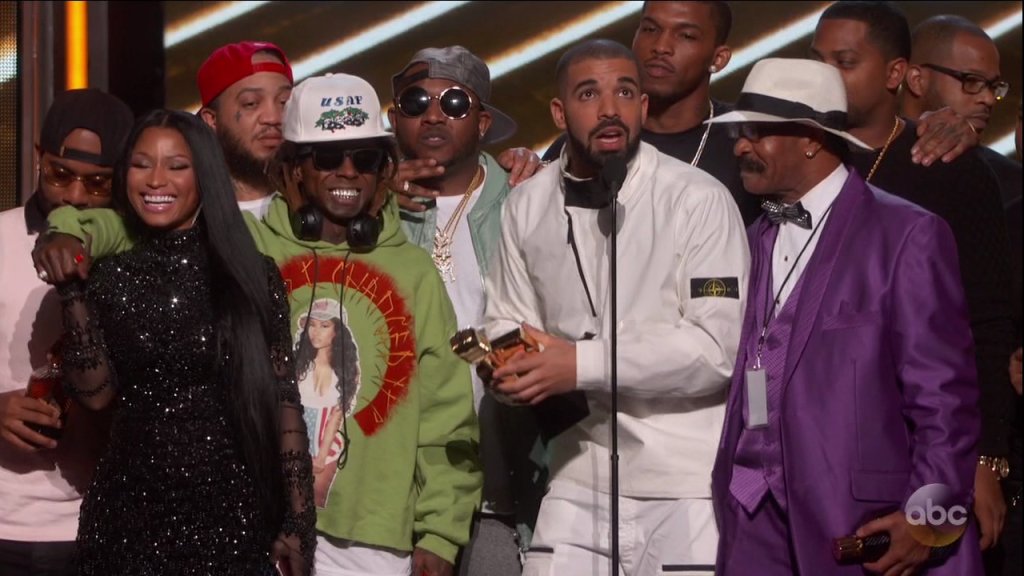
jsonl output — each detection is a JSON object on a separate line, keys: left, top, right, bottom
{"left": 978, "top": 456, "right": 1010, "bottom": 479}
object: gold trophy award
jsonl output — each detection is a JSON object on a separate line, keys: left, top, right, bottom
{"left": 450, "top": 326, "right": 540, "bottom": 405}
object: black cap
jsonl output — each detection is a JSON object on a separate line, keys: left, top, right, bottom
{"left": 39, "top": 89, "right": 134, "bottom": 167}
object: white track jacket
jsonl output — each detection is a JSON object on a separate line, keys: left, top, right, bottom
{"left": 484, "top": 142, "right": 750, "bottom": 498}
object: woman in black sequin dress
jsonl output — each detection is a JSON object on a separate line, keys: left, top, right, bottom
{"left": 49, "top": 110, "right": 316, "bottom": 575}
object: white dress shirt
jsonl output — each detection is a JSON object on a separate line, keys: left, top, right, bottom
{"left": 770, "top": 164, "right": 848, "bottom": 312}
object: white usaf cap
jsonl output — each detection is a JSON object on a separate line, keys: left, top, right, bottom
{"left": 283, "top": 73, "right": 392, "bottom": 144}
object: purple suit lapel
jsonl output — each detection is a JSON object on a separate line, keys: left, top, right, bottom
{"left": 781, "top": 171, "right": 869, "bottom": 391}
{"left": 716, "top": 216, "right": 777, "bottom": 498}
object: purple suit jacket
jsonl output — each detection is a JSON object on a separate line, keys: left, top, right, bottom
{"left": 711, "top": 169, "right": 982, "bottom": 574}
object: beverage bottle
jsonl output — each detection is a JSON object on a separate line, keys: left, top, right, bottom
{"left": 24, "top": 343, "right": 68, "bottom": 441}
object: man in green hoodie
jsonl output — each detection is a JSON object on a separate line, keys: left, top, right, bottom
{"left": 35, "top": 73, "right": 482, "bottom": 576}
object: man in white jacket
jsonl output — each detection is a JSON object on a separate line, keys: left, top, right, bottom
{"left": 483, "top": 39, "right": 749, "bottom": 576}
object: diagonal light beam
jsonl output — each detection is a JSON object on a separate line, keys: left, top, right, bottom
{"left": 713, "top": 3, "right": 831, "bottom": 81}
{"left": 291, "top": 1, "right": 471, "bottom": 81}
{"left": 184, "top": 1, "right": 472, "bottom": 112}
{"left": 490, "top": 1, "right": 643, "bottom": 80}
{"left": 165, "top": 1, "right": 271, "bottom": 49}
{"left": 985, "top": 7, "right": 1023, "bottom": 38}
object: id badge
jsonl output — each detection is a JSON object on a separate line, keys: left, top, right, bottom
{"left": 745, "top": 368, "right": 768, "bottom": 429}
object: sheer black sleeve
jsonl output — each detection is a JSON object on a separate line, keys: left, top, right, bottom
{"left": 265, "top": 259, "right": 316, "bottom": 570}
{"left": 58, "top": 281, "right": 117, "bottom": 410}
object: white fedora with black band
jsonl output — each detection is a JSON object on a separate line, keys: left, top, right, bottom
{"left": 706, "top": 58, "right": 871, "bottom": 150}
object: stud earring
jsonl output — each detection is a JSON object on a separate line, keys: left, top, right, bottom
{"left": 805, "top": 150, "right": 815, "bottom": 159}
{"left": 709, "top": 65, "right": 718, "bottom": 73}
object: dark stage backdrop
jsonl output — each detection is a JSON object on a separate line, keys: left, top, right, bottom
{"left": 160, "top": 1, "right": 1022, "bottom": 158}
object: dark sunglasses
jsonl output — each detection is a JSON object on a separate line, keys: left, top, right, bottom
{"left": 41, "top": 163, "right": 113, "bottom": 196}
{"left": 395, "top": 86, "right": 476, "bottom": 120}
{"left": 727, "top": 122, "right": 816, "bottom": 142}
{"left": 301, "top": 147, "right": 386, "bottom": 173}
{"left": 922, "top": 63, "right": 1009, "bottom": 100}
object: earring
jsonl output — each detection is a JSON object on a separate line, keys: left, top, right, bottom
{"left": 709, "top": 65, "right": 718, "bottom": 73}
{"left": 805, "top": 150, "right": 815, "bottom": 159}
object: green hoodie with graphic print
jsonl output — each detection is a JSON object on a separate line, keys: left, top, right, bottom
{"left": 46, "top": 197, "right": 482, "bottom": 563}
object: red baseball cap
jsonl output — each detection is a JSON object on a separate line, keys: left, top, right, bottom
{"left": 196, "top": 41, "right": 293, "bottom": 107}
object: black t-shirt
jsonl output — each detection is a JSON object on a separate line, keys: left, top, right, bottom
{"left": 976, "top": 145, "right": 1023, "bottom": 208}
{"left": 543, "top": 99, "right": 762, "bottom": 226}
{"left": 850, "top": 120, "right": 1015, "bottom": 456}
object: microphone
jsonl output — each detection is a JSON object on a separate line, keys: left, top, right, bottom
{"left": 600, "top": 155, "right": 628, "bottom": 204}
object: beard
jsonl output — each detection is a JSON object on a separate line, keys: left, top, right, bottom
{"left": 566, "top": 117, "right": 642, "bottom": 173}
{"left": 217, "top": 127, "right": 274, "bottom": 191}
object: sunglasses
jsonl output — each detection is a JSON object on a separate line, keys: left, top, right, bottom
{"left": 41, "top": 164, "right": 113, "bottom": 196}
{"left": 727, "top": 122, "right": 816, "bottom": 142}
{"left": 395, "top": 86, "right": 477, "bottom": 120}
{"left": 922, "top": 63, "right": 1009, "bottom": 100}
{"left": 302, "top": 147, "right": 386, "bottom": 173}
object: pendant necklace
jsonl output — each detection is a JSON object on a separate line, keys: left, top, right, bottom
{"left": 432, "top": 166, "right": 485, "bottom": 283}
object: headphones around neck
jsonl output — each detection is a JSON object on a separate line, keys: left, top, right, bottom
{"left": 290, "top": 202, "right": 382, "bottom": 250}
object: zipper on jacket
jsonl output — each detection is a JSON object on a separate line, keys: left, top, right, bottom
{"left": 565, "top": 210, "right": 598, "bottom": 318}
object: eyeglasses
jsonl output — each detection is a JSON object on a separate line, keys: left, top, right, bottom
{"left": 40, "top": 164, "right": 113, "bottom": 196}
{"left": 395, "top": 86, "right": 476, "bottom": 120}
{"left": 302, "top": 146, "right": 386, "bottom": 173}
{"left": 922, "top": 63, "right": 1009, "bottom": 100}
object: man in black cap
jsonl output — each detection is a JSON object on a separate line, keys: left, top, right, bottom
{"left": 0, "top": 88, "right": 133, "bottom": 575}
{"left": 391, "top": 45, "right": 544, "bottom": 576}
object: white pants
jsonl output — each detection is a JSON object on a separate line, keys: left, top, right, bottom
{"left": 523, "top": 480, "right": 717, "bottom": 576}
{"left": 314, "top": 534, "right": 411, "bottom": 576}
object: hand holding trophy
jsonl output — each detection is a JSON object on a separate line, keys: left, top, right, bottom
{"left": 450, "top": 326, "right": 541, "bottom": 405}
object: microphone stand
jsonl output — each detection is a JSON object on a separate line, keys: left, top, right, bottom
{"left": 601, "top": 157, "right": 627, "bottom": 576}
{"left": 610, "top": 194, "right": 621, "bottom": 576}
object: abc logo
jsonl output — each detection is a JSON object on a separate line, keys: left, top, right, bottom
{"left": 904, "top": 484, "right": 969, "bottom": 547}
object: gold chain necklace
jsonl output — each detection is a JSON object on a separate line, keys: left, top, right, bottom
{"left": 432, "top": 166, "right": 484, "bottom": 283}
{"left": 866, "top": 115, "right": 901, "bottom": 182}
{"left": 691, "top": 99, "right": 714, "bottom": 167}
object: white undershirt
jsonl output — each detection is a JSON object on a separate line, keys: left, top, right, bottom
{"left": 770, "top": 164, "right": 848, "bottom": 312}
{"left": 434, "top": 168, "right": 487, "bottom": 411}
{"left": 237, "top": 194, "right": 275, "bottom": 219}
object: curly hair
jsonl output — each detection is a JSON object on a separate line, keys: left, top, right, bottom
{"left": 295, "top": 315, "right": 361, "bottom": 414}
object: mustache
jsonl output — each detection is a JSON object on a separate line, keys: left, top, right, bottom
{"left": 738, "top": 156, "right": 766, "bottom": 174}
{"left": 254, "top": 126, "right": 283, "bottom": 139}
{"left": 589, "top": 118, "right": 629, "bottom": 140}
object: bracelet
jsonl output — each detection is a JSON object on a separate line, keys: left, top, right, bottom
{"left": 978, "top": 456, "right": 1010, "bottom": 479}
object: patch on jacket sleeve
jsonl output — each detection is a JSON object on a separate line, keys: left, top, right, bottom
{"left": 690, "top": 277, "right": 739, "bottom": 299}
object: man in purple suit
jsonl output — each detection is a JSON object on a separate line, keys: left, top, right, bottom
{"left": 708, "top": 58, "right": 983, "bottom": 575}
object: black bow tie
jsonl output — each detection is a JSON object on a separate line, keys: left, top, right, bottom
{"left": 761, "top": 199, "right": 812, "bottom": 229}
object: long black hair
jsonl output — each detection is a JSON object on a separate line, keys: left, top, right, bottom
{"left": 112, "top": 109, "right": 285, "bottom": 535}
{"left": 295, "top": 313, "right": 360, "bottom": 413}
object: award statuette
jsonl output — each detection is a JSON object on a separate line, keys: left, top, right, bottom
{"left": 833, "top": 534, "right": 890, "bottom": 563}
{"left": 451, "top": 326, "right": 591, "bottom": 438}
{"left": 833, "top": 534, "right": 956, "bottom": 565}
{"left": 450, "top": 326, "right": 540, "bottom": 404}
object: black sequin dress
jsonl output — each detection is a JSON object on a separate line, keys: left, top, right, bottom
{"left": 58, "top": 226, "right": 315, "bottom": 576}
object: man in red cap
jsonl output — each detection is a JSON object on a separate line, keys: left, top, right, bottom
{"left": 197, "top": 40, "right": 294, "bottom": 218}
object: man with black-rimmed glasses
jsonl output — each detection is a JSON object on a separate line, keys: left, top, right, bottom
{"left": 902, "top": 14, "right": 1020, "bottom": 207}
